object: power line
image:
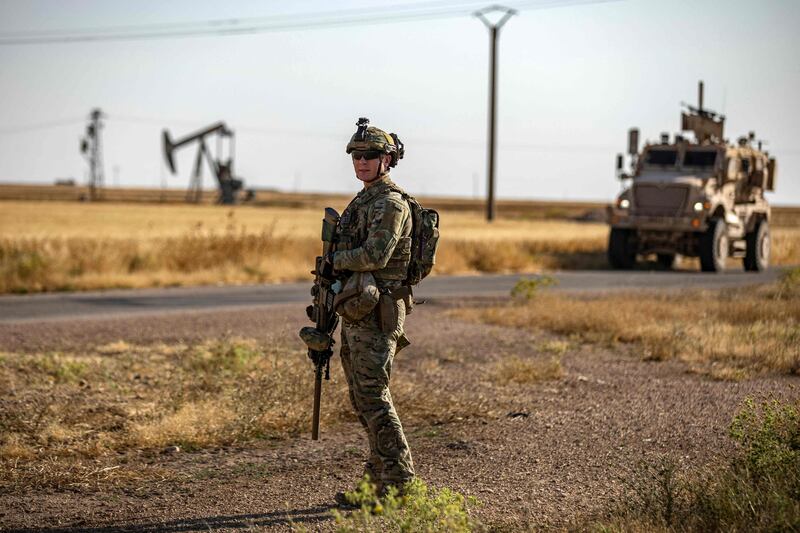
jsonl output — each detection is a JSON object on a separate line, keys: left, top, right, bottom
{"left": 112, "top": 114, "right": 616, "bottom": 150}
{"left": 6, "top": 113, "right": 791, "bottom": 156}
{"left": 0, "top": 117, "right": 85, "bottom": 135}
{"left": 0, "top": 0, "right": 619, "bottom": 45}
{"left": 0, "top": 0, "right": 489, "bottom": 37}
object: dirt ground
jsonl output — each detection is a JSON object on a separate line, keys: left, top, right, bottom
{"left": 0, "top": 297, "right": 795, "bottom": 532}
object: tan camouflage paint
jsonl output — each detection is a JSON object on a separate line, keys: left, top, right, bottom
{"left": 345, "top": 126, "right": 396, "bottom": 155}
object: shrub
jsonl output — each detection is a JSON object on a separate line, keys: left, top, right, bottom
{"left": 510, "top": 274, "right": 558, "bottom": 301}
{"left": 691, "top": 396, "right": 800, "bottom": 531}
{"left": 332, "top": 477, "right": 482, "bottom": 532}
{"left": 595, "top": 396, "right": 800, "bottom": 532}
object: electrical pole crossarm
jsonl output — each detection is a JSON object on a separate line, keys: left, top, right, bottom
{"left": 474, "top": 5, "right": 517, "bottom": 30}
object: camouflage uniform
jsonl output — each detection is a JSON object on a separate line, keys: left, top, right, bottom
{"left": 333, "top": 174, "right": 415, "bottom": 489}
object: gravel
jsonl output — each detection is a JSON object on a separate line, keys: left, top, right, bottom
{"left": 0, "top": 298, "right": 795, "bottom": 531}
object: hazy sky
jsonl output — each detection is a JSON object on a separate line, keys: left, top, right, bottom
{"left": 1, "top": 0, "right": 799, "bottom": 204}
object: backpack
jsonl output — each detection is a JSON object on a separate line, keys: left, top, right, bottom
{"left": 389, "top": 187, "right": 439, "bottom": 286}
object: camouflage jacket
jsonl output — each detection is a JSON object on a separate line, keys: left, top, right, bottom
{"left": 333, "top": 176, "right": 412, "bottom": 286}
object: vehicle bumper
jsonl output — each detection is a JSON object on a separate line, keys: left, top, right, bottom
{"left": 608, "top": 211, "right": 707, "bottom": 232}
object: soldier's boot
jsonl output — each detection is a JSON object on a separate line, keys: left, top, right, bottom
{"left": 378, "top": 473, "right": 415, "bottom": 498}
{"left": 333, "top": 474, "right": 383, "bottom": 509}
{"left": 364, "top": 460, "right": 383, "bottom": 495}
{"left": 334, "top": 491, "right": 360, "bottom": 509}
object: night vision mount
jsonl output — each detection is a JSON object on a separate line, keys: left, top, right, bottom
{"left": 355, "top": 117, "right": 370, "bottom": 141}
{"left": 353, "top": 117, "right": 405, "bottom": 167}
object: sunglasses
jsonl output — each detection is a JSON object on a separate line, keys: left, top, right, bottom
{"left": 351, "top": 150, "right": 383, "bottom": 161}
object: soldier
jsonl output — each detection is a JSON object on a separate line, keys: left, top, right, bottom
{"left": 331, "top": 118, "right": 415, "bottom": 503}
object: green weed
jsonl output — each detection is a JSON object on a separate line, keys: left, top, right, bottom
{"left": 510, "top": 274, "right": 558, "bottom": 301}
{"left": 184, "top": 337, "right": 261, "bottom": 376}
{"left": 332, "top": 477, "right": 482, "bottom": 532}
{"left": 593, "top": 396, "right": 800, "bottom": 532}
{"left": 31, "top": 353, "right": 88, "bottom": 383}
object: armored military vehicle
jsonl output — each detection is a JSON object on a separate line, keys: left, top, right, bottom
{"left": 608, "top": 81, "right": 776, "bottom": 272}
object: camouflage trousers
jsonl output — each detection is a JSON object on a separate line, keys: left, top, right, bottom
{"left": 340, "top": 299, "right": 415, "bottom": 488}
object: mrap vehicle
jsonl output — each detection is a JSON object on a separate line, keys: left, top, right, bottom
{"left": 607, "top": 81, "right": 776, "bottom": 272}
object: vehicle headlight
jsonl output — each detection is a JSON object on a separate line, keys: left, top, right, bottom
{"left": 619, "top": 198, "right": 630, "bottom": 209}
{"left": 693, "top": 201, "right": 703, "bottom": 212}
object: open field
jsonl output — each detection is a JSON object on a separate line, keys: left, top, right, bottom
{"left": 2, "top": 189, "right": 799, "bottom": 294}
{"left": 0, "top": 183, "right": 609, "bottom": 219}
{"left": 0, "top": 199, "right": 612, "bottom": 294}
{"left": 454, "top": 271, "right": 800, "bottom": 380}
{"left": 0, "top": 278, "right": 797, "bottom": 530}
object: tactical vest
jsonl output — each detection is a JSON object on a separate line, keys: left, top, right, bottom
{"left": 336, "top": 179, "right": 412, "bottom": 283}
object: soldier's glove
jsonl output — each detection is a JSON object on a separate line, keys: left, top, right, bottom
{"left": 319, "top": 252, "right": 338, "bottom": 281}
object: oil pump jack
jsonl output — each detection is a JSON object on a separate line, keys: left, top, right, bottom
{"left": 162, "top": 122, "right": 244, "bottom": 204}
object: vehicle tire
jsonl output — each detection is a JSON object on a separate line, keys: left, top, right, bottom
{"left": 608, "top": 228, "right": 636, "bottom": 269}
{"left": 656, "top": 253, "right": 676, "bottom": 270}
{"left": 699, "top": 219, "right": 728, "bottom": 272}
{"left": 743, "top": 220, "right": 770, "bottom": 272}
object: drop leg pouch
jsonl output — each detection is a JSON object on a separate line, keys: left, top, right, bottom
{"left": 378, "top": 293, "right": 399, "bottom": 335}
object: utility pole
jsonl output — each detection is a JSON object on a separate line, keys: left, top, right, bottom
{"left": 80, "top": 108, "right": 105, "bottom": 201}
{"left": 475, "top": 5, "right": 516, "bottom": 222}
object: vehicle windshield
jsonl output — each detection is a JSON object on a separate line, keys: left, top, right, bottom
{"left": 684, "top": 150, "right": 717, "bottom": 167}
{"left": 644, "top": 149, "right": 677, "bottom": 166}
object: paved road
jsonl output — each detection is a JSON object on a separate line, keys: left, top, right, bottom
{"left": 0, "top": 269, "right": 781, "bottom": 324}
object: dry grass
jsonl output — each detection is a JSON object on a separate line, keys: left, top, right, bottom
{"left": 0, "top": 200, "right": 611, "bottom": 293}
{"left": 452, "top": 278, "right": 800, "bottom": 378}
{"left": 0, "top": 336, "right": 490, "bottom": 492}
{"left": 2, "top": 198, "right": 799, "bottom": 293}
{"left": 491, "top": 356, "right": 564, "bottom": 385}
{"left": 435, "top": 214, "right": 608, "bottom": 274}
{"left": 0, "top": 201, "right": 323, "bottom": 292}
{"left": 773, "top": 225, "right": 800, "bottom": 266}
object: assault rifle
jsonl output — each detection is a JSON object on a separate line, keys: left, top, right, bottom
{"left": 299, "top": 207, "right": 341, "bottom": 440}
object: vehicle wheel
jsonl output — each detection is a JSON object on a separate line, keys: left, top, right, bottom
{"left": 656, "top": 253, "right": 676, "bottom": 270}
{"left": 743, "top": 220, "right": 770, "bottom": 272}
{"left": 699, "top": 219, "right": 728, "bottom": 272}
{"left": 608, "top": 228, "right": 636, "bottom": 269}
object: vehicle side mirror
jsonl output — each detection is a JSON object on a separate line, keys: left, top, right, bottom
{"left": 627, "top": 128, "right": 639, "bottom": 156}
{"left": 766, "top": 158, "right": 777, "bottom": 191}
{"left": 616, "top": 154, "right": 629, "bottom": 180}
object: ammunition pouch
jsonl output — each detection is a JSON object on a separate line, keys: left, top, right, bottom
{"left": 333, "top": 272, "right": 380, "bottom": 322}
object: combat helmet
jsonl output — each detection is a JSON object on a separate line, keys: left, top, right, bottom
{"left": 346, "top": 117, "right": 405, "bottom": 168}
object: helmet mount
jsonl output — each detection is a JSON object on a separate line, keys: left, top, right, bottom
{"left": 346, "top": 117, "right": 405, "bottom": 168}
{"left": 355, "top": 117, "right": 370, "bottom": 142}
